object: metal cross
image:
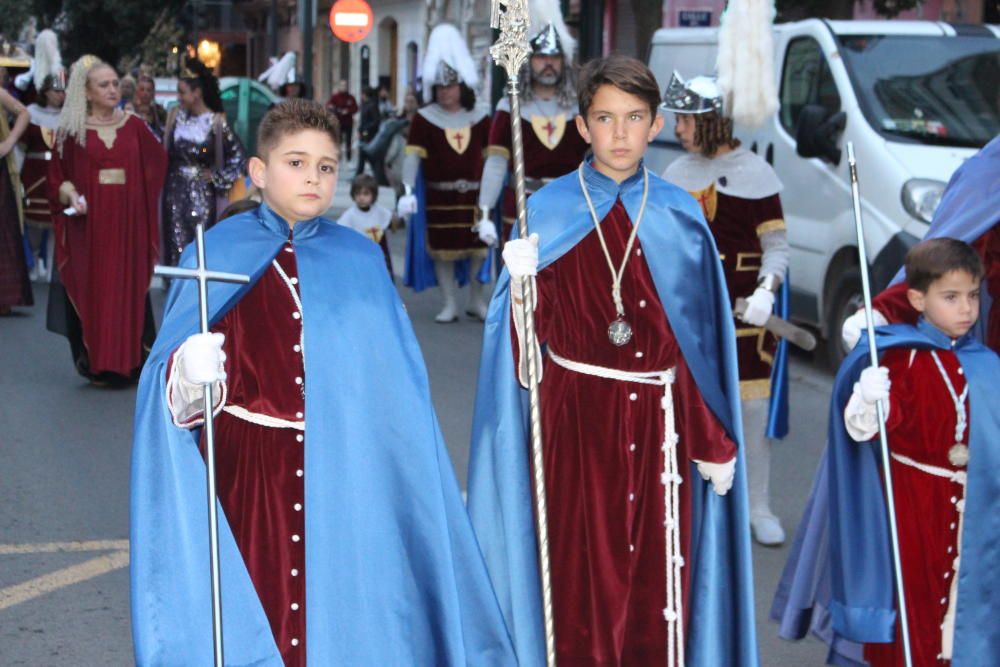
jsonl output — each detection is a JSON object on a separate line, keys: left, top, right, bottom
{"left": 154, "top": 222, "right": 250, "bottom": 667}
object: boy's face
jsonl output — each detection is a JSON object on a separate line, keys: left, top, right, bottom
{"left": 907, "top": 270, "right": 981, "bottom": 338}
{"left": 354, "top": 189, "right": 374, "bottom": 209}
{"left": 248, "top": 129, "right": 340, "bottom": 224}
{"left": 575, "top": 84, "right": 664, "bottom": 183}
{"left": 674, "top": 114, "right": 701, "bottom": 154}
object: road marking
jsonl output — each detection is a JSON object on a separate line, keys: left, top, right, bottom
{"left": 0, "top": 539, "right": 129, "bottom": 555}
{"left": 0, "top": 542, "right": 130, "bottom": 611}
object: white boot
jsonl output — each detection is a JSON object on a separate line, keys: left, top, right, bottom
{"left": 466, "top": 257, "right": 490, "bottom": 321}
{"left": 433, "top": 260, "right": 459, "bottom": 323}
{"left": 743, "top": 397, "right": 786, "bottom": 546}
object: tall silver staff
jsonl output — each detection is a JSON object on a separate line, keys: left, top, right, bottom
{"left": 489, "top": 2, "right": 556, "bottom": 664}
{"left": 155, "top": 223, "right": 250, "bottom": 667}
{"left": 847, "top": 142, "right": 913, "bottom": 667}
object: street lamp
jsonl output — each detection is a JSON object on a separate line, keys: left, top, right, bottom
{"left": 198, "top": 39, "right": 221, "bottom": 70}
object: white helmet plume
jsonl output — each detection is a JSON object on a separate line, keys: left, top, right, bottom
{"left": 716, "top": 0, "right": 778, "bottom": 128}
{"left": 422, "top": 24, "right": 478, "bottom": 88}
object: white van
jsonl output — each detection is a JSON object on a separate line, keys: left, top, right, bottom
{"left": 647, "top": 20, "right": 999, "bottom": 362}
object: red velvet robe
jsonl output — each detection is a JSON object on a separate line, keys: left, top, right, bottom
{"left": 513, "top": 199, "right": 736, "bottom": 666}
{"left": 48, "top": 114, "right": 167, "bottom": 376}
{"left": 862, "top": 346, "right": 968, "bottom": 667}
{"left": 873, "top": 228, "right": 999, "bottom": 354}
{"left": 169, "top": 238, "right": 306, "bottom": 666}
{"left": 21, "top": 122, "right": 56, "bottom": 226}
{"left": 485, "top": 106, "right": 589, "bottom": 243}
{"left": 404, "top": 109, "right": 491, "bottom": 259}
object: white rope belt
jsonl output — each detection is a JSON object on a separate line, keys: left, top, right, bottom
{"left": 222, "top": 405, "right": 304, "bottom": 431}
{"left": 890, "top": 450, "right": 965, "bottom": 658}
{"left": 890, "top": 452, "right": 966, "bottom": 485}
{"left": 548, "top": 351, "right": 684, "bottom": 666}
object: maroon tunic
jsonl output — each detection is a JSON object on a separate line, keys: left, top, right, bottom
{"left": 513, "top": 199, "right": 736, "bottom": 665}
{"left": 405, "top": 109, "right": 490, "bottom": 259}
{"left": 0, "top": 159, "right": 31, "bottom": 308}
{"left": 485, "top": 106, "right": 589, "bottom": 243}
{"left": 21, "top": 122, "right": 56, "bottom": 226}
{"left": 48, "top": 114, "right": 167, "bottom": 376}
{"left": 689, "top": 185, "right": 784, "bottom": 400}
{"left": 169, "top": 239, "right": 306, "bottom": 665}
{"left": 873, "top": 227, "right": 1000, "bottom": 354}
{"left": 861, "top": 347, "right": 968, "bottom": 667}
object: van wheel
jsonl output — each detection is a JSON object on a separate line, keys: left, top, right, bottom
{"left": 825, "top": 268, "right": 863, "bottom": 370}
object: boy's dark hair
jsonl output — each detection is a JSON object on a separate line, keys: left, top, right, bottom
{"left": 257, "top": 99, "right": 340, "bottom": 158}
{"left": 577, "top": 55, "right": 661, "bottom": 121}
{"left": 218, "top": 198, "right": 261, "bottom": 221}
{"left": 350, "top": 173, "right": 379, "bottom": 202}
{"left": 905, "top": 237, "right": 984, "bottom": 292}
{"left": 689, "top": 111, "right": 741, "bottom": 158}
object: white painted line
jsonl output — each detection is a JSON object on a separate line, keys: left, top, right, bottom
{"left": 0, "top": 550, "right": 130, "bottom": 611}
{"left": 0, "top": 539, "right": 129, "bottom": 555}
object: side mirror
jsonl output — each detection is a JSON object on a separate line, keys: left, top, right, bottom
{"left": 795, "top": 105, "right": 846, "bottom": 165}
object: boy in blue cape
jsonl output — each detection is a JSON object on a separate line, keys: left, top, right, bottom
{"left": 773, "top": 238, "right": 1000, "bottom": 666}
{"left": 130, "top": 100, "right": 515, "bottom": 666}
{"left": 467, "top": 55, "right": 758, "bottom": 667}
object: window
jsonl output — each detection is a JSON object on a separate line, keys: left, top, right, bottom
{"left": 780, "top": 37, "right": 841, "bottom": 135}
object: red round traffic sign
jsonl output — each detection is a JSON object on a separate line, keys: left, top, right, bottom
{"left": 329, "top": 0, "right": 373, "bottom": 43}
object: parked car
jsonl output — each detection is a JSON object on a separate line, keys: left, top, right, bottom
{"left": 155, "top": 76, "right": 281, "bottom": 156}
{"left": 647, "top": 20, "right": 1000, "bottom": 364}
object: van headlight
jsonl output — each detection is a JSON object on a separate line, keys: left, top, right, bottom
{"left": 901, "top": 178, "right": 945, "bottom": 224}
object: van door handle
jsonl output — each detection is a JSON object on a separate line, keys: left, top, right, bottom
{"left": 765, "top": 144, "right": 774, "bottom": 165}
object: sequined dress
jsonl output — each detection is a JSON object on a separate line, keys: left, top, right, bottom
{"left": 162, "top": 110, "right": 246, "bottom": 266}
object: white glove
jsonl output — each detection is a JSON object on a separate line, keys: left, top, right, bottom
{"left": 696, "top": 458, "right": 736, "bottom": 496}
{"left": 857, "top": 366, "right": 890, "bottom": 404}
{"left": 740, "top": 286, "right": 775, "bottom": 326}
{"left": 178, "top": 332, "right": 227, "bottom": 385}
{"left": 842, "top": 308, "right": 888, "bottom": 350}
{"left": 473, "top": 208, "right": 498, "bottom": 247}
{"left": 396, "top": 193, "right": 418, "bottom": 217}
{"left": 502, "top": 233, "right": 539, "bottom": 280}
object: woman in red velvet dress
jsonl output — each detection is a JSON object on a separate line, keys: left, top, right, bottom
{"left": 48, "top": 55, "right": 166, "bottom": 383}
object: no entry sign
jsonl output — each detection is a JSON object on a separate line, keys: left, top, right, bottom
{"left": 329, "top": 0, "right": 373, "bottom": 43}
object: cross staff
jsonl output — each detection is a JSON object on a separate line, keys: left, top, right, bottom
{"left": 846, "top": 142, "right": 913, "bottom": 667}
{"left": 155, "top": 223, "right": 250, "bottom": 667}
{"left": 489, "top": 2, "right": 556, "bottom": 665}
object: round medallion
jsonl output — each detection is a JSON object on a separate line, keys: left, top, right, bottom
{"left": 608, "top": 318, "right": 633, "bottom": 347}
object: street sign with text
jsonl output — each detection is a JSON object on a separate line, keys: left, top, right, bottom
{"left": 329, "top": 0, "right": 373, "bottom": 43}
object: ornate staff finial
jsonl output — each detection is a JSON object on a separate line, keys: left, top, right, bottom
{"left": 489, "top": 0, "right": 531, "bottom": 81}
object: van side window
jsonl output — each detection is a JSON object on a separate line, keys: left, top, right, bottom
{"left": 780, "top": 38, "right": 841, "bottom": 134}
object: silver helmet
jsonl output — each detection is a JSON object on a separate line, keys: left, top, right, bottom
{"left": 529, "top": 22, "right": 564, "bottom": 57}
{"left": 659, "top": 71, "right": 723, "bottom": 115}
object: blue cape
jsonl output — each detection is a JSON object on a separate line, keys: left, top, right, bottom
{"left": 772, "top": 320, "right": 1000, "bottom": 665}
{"left": 467, "top": 161, "right": 759, "bottom": 667}
{"left": 130, "top": 204, "right": 516, "bottom": 665}
{"left": 403, "top": 166, "right": 492, "bottom": 291}
{"left": 890, "top": 135, "right": 1000, "bottom": 341}
{"left": 767, "top": 279, "right": 791, "bottom": 439}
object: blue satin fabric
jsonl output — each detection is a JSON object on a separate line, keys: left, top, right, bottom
{"left": 889, "top": 135, "right": 1000, "bottom": 338}
{"left": 772, "top": 320, "right": 1000, "bottom": 665}
{"left": 403, "top": 167, "right": 491, "bottom": 291}
{"left": 766, "top": 279, "right": 791, "bottom": 439}
{"left": 131, "top": 203, "right": 516, "bottom": 665}
{"left": 467, "top": 161, "right": 759, "bottom": 667}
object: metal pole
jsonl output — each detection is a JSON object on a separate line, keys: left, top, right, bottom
{"left": 489, "top": 2, "right": 556, "bottom": 664}
{"left": 846, "top": 142, "right": 914, "bottom": 667}
{"left": 154, "top": 224, "right": 250, "bottom": 667}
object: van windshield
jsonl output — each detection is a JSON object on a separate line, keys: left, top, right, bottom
{"left": 838, "top": 34, "right": 999, "bottom": 148}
